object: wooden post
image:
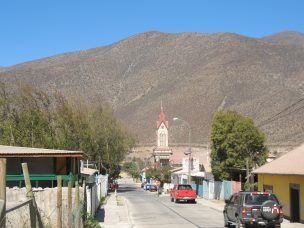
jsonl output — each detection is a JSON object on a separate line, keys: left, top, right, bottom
{"left": 82, "top": 179, "right": 86, "bottom": 226}
{"left": 22, "top": 163, "right": 36, "bottom": 228}
{"left": 0, "top": 159, "right": 6, "bottom": 228}
{"left": 22, "top": 163, "right": 33, "bottom": 198}
{"left": 67, "top": 181, "right": 72, "bottom": 228}
{"left": 75, "top": 181, "right": 80, "bottom": 228}
{"left": 57, "top": 176, "right": 62, "bottom": 228}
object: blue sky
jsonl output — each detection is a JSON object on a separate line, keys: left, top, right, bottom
{"left": 1, "top": 1, "right": 303, "bottom": 67}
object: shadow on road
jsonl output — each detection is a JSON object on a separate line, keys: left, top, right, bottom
{"left": 117, "top": 186, "right": 137, "bottom": 193}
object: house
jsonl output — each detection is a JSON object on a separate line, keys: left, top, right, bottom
{"left": 0, "top": 145, "right": 86, "bottom": 187}
{"left": 253, "top": 144, "right": 304, "bottom": 223}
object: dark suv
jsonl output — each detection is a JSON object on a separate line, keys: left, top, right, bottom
{"left": 223, "top": 191, "right": 283, "bottom": 228}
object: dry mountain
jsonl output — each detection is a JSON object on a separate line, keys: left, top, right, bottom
{"left": 1, "top": 31, "right": 304, "bottom": 146}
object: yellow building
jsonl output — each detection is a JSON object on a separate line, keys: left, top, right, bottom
{"left": 253, "top": 144, "right": 304, "bottom": 223}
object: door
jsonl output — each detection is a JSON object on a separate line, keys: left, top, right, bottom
{"left": 290, "top": 185, "right": 300, "bottom": 222}
{"left": 227, "top": 195, "right": 237, "bottom": 222}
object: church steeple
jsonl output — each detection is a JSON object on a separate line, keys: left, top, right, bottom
{"left": 156, "top": 103, "right": 169, "bottom": 147}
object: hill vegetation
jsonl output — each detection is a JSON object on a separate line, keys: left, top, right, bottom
{"left": 0, "top": 83, "right": 134, "bottom": 177}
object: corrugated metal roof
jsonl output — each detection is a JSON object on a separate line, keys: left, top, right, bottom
{"left": 0, "top": 145, "right": 86, "bottom": 159}
{"left": 253, "top": 144, "right": 304, "bottom": 176}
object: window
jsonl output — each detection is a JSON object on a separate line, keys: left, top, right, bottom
{"left": 263, "top": 185, "right": 273, "bottom": 193}
{"left": 160, "top": 132, "right": 166, "bottom": 146}
{"left": 178, "top": 185, "right": 192, "bottom": 190}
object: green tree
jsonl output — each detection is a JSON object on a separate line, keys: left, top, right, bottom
{"left": 145, "top": 166, "right": 172, "bottom": 183}
{"left": 122, "top": 161, "right": 140, "bottom": 179}
{"left": 210, "top": 111, "right": 268, "bottom": 181}
{"left": 0, "top": 83, "right": 135, "bottom": 181}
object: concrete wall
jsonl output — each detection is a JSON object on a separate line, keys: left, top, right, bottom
{"left": 258, "top": 174, "right": 304, "bottom": 223}
{"left": 6, "top": 186, "right": 84, "bottom": 227}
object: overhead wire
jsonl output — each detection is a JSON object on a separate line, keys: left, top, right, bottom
{"left": 257, "top": 97, "right": 304, "bottom": 127}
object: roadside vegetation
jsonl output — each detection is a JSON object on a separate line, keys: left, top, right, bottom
{"left": 210, "top": 111, "right": 268, "bottom": 182}
{"left": 145, "top": 166, "right": 172, "bottom": 183}
{"left": 0, "top": 83, "right": 134, "bottom": 179}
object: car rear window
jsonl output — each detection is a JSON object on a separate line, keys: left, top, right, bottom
{"left": 245, "top": 193, "right": 279, "bottom": 205}
{"left": 178, "top": 185, "right": 192, "bottom": 190}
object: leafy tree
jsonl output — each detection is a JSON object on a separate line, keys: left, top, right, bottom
{"left": 210, "top": 111, "right": 268, "bottom": 181}
{"left": 146, "top": 166, "right": 172, "bottom": 183}
{"left": 0, "top": 83, "right": 135, "bottom": 181}
{"left": 122, "top": 161, "right": 140, "bottom": 179}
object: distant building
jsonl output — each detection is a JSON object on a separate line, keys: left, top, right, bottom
{"left": 253, "top": 144, "right": 304, "bottom": 223}
{"left": 152, "top": 106, "right": 172, "bottom": 167}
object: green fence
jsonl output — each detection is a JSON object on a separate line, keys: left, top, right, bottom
{"left": 6, "top": 174, "right": 77, "bottom": 187}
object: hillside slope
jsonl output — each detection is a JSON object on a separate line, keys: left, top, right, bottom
{"left": 1, "top": 31, "right": 304, "bottom": 145}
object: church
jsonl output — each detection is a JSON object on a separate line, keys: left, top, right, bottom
{"left": 152, "top": 106, "right": 172, "bottom": 167}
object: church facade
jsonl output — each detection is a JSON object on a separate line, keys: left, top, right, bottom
{"left": 152, "top": 107, "right": 172, "bottom": 167}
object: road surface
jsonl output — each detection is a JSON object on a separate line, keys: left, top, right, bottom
{"left": 118, "top": 183, "right": 224, "bottom": 228}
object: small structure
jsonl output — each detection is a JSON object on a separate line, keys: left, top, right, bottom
{"left": 253, "top": 144, "right": 304, "bottom": 223}
{"left": 171, "top": 157, "right": 205, "bottom": 185}
{"left": 0, "top": 145, "right": 86, "bottom": 187}
{"left": 152, "top": 106, "right": 172, "bottom": 167}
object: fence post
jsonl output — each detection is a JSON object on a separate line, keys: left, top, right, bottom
{"left": 75, "top": 181, "right": 80, "bottom": 228}
{"left": 57, "top": 176, "right": 62, "bottom": 228}
{"left": 22, "top": 163, "right": 36, "bottom": 228}
{"left": 0, "top": 159, "right": 6, "bottom": 228}
{"left": 67, "top": 181, "right": 72, "bottom": 228}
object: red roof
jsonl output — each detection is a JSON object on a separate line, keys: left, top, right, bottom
{"left": 156, "top": 111, "right": 169, "bottom": 129}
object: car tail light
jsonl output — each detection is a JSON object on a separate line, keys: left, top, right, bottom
{"left": 279, "top": 207, "right": 283, "bottom": 217}
{"left": 242, "top": 207, "right": 252, "bottom": 217}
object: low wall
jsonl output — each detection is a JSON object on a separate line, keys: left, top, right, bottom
{"left": 6, "top": 187, "right": 84, "bottom": 227}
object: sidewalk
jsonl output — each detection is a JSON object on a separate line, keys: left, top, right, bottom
{"left": 196, "top": 197, "right": 225, "bottom": 212}
{"left": 98, "top": 192, "right": 131, "bottom": 228}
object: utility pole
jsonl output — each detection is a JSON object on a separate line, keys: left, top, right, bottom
{"left": 173, "top": 117, "right": 192, "bottom": 184}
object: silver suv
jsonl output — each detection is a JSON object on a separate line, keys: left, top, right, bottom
{"left": 223, "top": 191, "right": 283, "bottom": 228}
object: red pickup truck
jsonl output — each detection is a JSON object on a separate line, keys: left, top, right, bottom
{"left": 170, "top": 184, "right": 196, "bottom": 203}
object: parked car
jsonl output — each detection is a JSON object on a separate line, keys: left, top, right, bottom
{"left": 170, "top": 184, "right": 196, "bottom": 203}
{"left": 149, "top": 185, "right": 157, "bottom": 192}
{"left": 109, "top": 182, "right": 119, "bottom": 192}
{"left": 223, "top": 191, "right": 283, "bottom": 228}
{"left": 144, "top": 184, "right": 151, "bottom": 191}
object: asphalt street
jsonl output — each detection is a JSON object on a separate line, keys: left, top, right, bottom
{"left": 118, "top": 183, "right": 224, "bottom": 228}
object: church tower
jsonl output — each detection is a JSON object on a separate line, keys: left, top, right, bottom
{"left": 152, "top": 104, "right": 172, "bottom": 167}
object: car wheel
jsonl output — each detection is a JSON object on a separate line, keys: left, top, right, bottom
{"left": 171, "top": 197, "right": 174, "bottom": 202}
{"left": 261, "top": 200, "right": 280, "bottom": 221}
{"left": 236, "top": 217, "right": 245, "bottom": 228}
{"left": 174, "top": 198, "right": 179, "bottom": 203}
{"left": 223, "top": 212, "right": 230, "bottom": 227}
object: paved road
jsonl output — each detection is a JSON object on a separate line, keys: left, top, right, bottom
{"left": 118, "top": 183, "right": 224, "bottom": 228}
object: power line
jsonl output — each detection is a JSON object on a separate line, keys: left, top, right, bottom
{"left": 257, "top": 97, "right": 304, "bottom": 127}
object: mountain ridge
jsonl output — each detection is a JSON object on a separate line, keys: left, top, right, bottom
{"left": 1, "top": 31, "right": 304, "bottom": 146}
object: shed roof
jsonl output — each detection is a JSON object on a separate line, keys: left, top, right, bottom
{"left": 81, "top": 168, "right": 98, "bottom": 176}
{"left": 253, "top": 144, "right": 304, "bottom": 176}
{"left": 0, "top": 145, "right": 86, "bottom": 159}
